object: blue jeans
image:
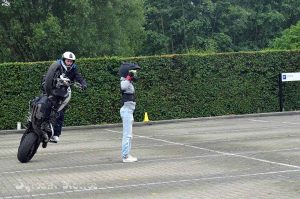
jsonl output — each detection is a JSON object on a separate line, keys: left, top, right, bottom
{"left": 54, "top": 110, "right": 65, "bottom": 137}
{"left": 120, "top": 106, "right": 134, "bottom": 158}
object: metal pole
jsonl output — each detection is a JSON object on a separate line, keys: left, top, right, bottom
{"left": 278, "top": 74, "right": 284, "bottom": 112}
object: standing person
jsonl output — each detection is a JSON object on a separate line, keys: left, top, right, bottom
{"left": 42, "top": 51, "right": 87, "bottom": 143}
{"left": 119, "top": 63, "right": 141, "bottom": 163}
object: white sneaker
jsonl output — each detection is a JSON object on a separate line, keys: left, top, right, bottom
{"left": 122, "top": 154, "right": 138, "bottom": 163}
{"left": 50, "top": 136, "right": 59, "bottom": 143}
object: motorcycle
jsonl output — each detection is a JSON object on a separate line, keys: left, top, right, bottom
{"left": 17, "top": 70, "right": 81, "bottom": 163}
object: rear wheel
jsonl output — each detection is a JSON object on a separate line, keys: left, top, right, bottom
{"left": 44, "top": 62, "right": 60, "bottom": 96}
{"left": 17, "top": 132, "right": 39, "bottom": 163}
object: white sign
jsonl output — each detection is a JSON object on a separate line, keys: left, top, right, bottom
{"left": 281, "top": 72, "right": 300, "bottom": 82}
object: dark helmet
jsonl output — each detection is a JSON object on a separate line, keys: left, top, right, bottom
{"left": 119, "top": 62, "right": 141, "bottom": 78}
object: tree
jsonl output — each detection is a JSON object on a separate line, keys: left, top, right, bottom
{"left": 1, "top": 0, "right": 300, "bottom": 62}
{"left": 0, "top": 0, "right": 146, "bottom": 62}
{"left": 29, "top": 14, "right": 65, "bottom": 61}
{"left": 142, "top": 0, "right": 300, "bottom": 54}
{"left": 268, "top": 20, "right": 300, "bottom": 49}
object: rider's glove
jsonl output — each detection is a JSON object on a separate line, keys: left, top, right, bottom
{"left": 74, "top": 82, "right": 86, "bottom": 91}
{"left": 80, "top": 85, "right": 87, "bottom": 91}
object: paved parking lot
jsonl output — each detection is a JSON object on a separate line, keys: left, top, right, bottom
{"left": 0, "top": 113, "right": 300, "bottom": 198}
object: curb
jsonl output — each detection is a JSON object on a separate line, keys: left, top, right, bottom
{"left": 1, "top": 111, "right": 300, "bottom": 135}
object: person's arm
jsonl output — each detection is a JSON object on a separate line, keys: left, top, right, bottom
{"left": 121, "top": 80, "right": 132, "bottom": 93}
{"left": 74, "top": 69, "right": 87, "bottom": 89}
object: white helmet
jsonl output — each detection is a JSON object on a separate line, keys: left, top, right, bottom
{"left": 61, "top": 51, "right": 76, "bottom": 71}
{"left": 62, "top": 51, "right": 76, "bottom": 61}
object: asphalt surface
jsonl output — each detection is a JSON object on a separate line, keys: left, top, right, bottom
{"left": 0, "top": 113, "right": 300, "bottom": 198}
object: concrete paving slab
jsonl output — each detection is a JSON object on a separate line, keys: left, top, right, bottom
{"left": 0, "top": 113, "right": 299, "bottom": 198}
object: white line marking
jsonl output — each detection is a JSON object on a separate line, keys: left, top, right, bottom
{"left": 105, "top": 129, "right": 300, "bottom": 169}
{"left": 1, "top": 169, "right": 299, "bottom": 199}
{"left": 238, "top": 147, "right": 300, "bottom": 154}
{"left": 282, "top": 121, "right": 300, "bottom": 125}
{"left": 248, "top": 118, "right": 300, "bottom": 125}
{"left": 247, "top": 119, "right": 269, "bottom": 123}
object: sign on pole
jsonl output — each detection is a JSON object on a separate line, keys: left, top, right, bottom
{"left": 279, "top": 72, "right": 300, "bottom": 112}
{"left": 281, "top": 72, "right": 300, "bottom": 82}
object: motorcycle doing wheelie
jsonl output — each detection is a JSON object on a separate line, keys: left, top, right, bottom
{"left": 17, "top": 71, "right": 77, "bottom": 163}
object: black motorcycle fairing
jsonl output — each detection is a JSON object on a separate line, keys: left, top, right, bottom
{"left": 31, "top": 95, "right": 52, "bottom": 121}
{"left": 30, "top": 95, "right": 54, "bottom": 142}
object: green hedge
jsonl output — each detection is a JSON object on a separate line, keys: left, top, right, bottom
{"left": 1, "top": 50, "right": 300, "bottom": 130}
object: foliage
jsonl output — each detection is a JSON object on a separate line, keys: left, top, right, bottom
{"left": 0, "top": 0, "right": 146, "bottom": 62}
{"left": 1, "top": 1, "right": 300, "bottom": 62}
{"left": 143, "top": 0, "right": 300, "bottom": 54}
{"left": 268, "top": 21, "right": 300, "bottom": 49}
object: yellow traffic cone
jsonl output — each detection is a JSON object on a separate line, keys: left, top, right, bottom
{"left": 143, "top": 112, "right": 150, "bottom": 123}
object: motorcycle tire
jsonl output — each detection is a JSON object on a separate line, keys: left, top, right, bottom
{"left": 17, "top": 132, "right": 39, "bottom": 163}
{"left": 44, "top": 62, "right": 60, "bottom": 96}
